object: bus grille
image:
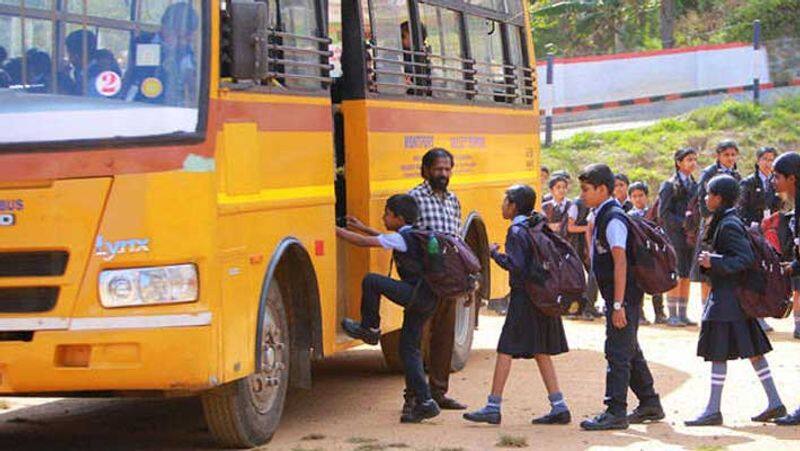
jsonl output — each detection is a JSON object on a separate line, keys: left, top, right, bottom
{"left": 0, "top": 251, "right": 68, "bottom": 277}
{"left": 0, "top": 287, "right": 59, "bottom": 313}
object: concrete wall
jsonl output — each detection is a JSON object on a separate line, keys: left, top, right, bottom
{"left": 536, "top": 43, "right": 771, "bottom": 111}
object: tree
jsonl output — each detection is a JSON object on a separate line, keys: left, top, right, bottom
{"left": 660, "top": 0, "right": 676, "bottom": 48}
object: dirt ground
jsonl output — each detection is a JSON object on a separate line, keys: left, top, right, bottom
{"left": 1, "top": 289, "right": 799, "bottom": 450}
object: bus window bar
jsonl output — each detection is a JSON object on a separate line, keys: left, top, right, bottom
{"left": 269, "top": 29, "right": 332, "bottom": 45}
{"left": 266, "top": 44, "right": 333, "bottom": 58}
{"left": 368, "top": 66, "right": 472, "bottom": 83}
{"left": 366, "top": 43, "right": 427, "bottom": 57}
{"left": 264, "top": 71, "right": 333, "bottom": 83}
{"left": 268, "top": 58, "right": 334, "bottom": 70}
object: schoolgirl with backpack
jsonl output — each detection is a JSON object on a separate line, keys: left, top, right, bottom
{"left": 659, "top": 148, "right": 699, "bottom": 327}
{"left": 767, "top": 151, "right": 800, "bottom": 426}
{"left": 463, "top": 184, "right": 572, "bottom": 426}
{"left": 691, "top": 140, "right": 742, "bottom": 321}
{"left": 685, "top": 175, "right": 786, "bottom": 427}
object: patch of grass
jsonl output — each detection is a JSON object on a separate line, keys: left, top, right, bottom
{"left": 302, "top": 433, "right": 326, "bottom": 441}
{"left": 495, "top": 434, "right": 528, "bottom": 448}
{"left": 386, "top": 444, "right": 410, "bottom": 448}
{"left": 543, "top": 95, "right": 800, "bottom": 197}
{"left": 347, "top": 437, "right": 379, "bottom": 444}
{"left": 694, "top": 446, "right": 726, "bottom": 451}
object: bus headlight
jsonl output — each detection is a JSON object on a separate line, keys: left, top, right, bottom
{"left": 99, "top": 264, "right": 199, "bottom": 308}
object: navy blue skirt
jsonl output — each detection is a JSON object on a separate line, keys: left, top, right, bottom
{"left": 497, "top": 289, "right": 569, "bottom": 358}
{"left": 697, "top": 319, "right": 773, "bottom": 361}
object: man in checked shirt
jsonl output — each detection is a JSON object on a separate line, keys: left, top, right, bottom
{"left": 406, "top": 147, "right": 468, "bottom": 412}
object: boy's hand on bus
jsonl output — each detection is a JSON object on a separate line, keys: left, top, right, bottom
{"left": 345, "top": 216, "right": 365, "bottom": 231}
{"left": 489, "top": 243, "right": 500, "bottom": 254}
{"left": 612, "top": 309, "right": 627, "bottom": 329}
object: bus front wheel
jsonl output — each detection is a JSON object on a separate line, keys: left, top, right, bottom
{"left": 201, "top": 281, "right": 289, "bottom": 448}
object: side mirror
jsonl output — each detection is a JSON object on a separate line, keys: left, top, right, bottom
{"left": 228, "top": 0, "right": 270, "bottom": 80}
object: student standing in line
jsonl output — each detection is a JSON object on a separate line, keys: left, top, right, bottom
{"left": 567, "top": 195, "right": 602, "bottom": 321}
{"left": 337, "top": 195, "right": 441, "bottom": 423}
{"left": 738, "top": 146, "right": 781, "bottom": 333}
{"left": 578, "top": 164, "right": 664, "bottom": 431}
{"left": 685, "top": 175, "right": 786, "bottom": 426}
{"left": 463, "top": 185, "right": 571, "bottom": 426}
{"left": 541, "top": 167, "right": 552, "bottom": 203}
{"left": 627, "top": 182, "right": 667, "bottom": 325}
{"left": 768, "top": 152, "right": 800, "bottom": 426}
{"left": 542, "top": 176, "right": 571, "bottom": 237}
{"left": 613, "top": 174, "right": 633, "bottom": 212}
{"left": 659, "top": 148, "right": 699, "bottom": 327}
{"left": 692, "top": 140, "right": 742, "bottom": 319}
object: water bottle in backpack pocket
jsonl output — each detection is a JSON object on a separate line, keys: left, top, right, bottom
{"left": 411, "top": 231, "right": 481, "bottom": 300}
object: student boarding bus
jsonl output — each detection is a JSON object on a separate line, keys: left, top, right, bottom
{"left": 0, "top": 0, "right": 539, "bottom": 447}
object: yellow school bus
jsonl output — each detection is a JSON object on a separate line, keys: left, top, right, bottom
{"left": 0, "top": 0, "right": 538, "bottom": 447}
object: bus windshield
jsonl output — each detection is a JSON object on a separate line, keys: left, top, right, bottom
{"left": 0, "top": 0, "right": 204, "bottom": 145}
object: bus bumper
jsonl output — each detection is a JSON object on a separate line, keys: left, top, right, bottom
{"left": 0, "top": 317, "right": 215, "bottom": 394}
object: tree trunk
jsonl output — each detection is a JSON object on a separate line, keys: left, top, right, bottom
{"left": 660, "top": 0, "right": 676, "bottom": 49}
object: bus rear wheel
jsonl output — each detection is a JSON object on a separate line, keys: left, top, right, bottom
{"left": 379, "top": 296, "right": 476, "bottom": 373}
{"left": 202, "top": 281, "right": 289, "bottom": 448}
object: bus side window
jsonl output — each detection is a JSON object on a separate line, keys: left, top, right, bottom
{"left": 418, "top": 3, "right": 466, "bottom": 99}
{"left": 506, "top": 25, "right": 534, "bottom": 105}
{"left": 466, "top": 15, "right": 507, "bottom": 103}
{"left": 363, "top": 0, "right": 413, "bottom": 96}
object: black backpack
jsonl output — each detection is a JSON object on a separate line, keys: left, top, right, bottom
{"left": 623, "top": 215, "right": 679, "bottom": 295}
{"left": 408, "top": 231, "right": 482, "bottom": 300}
{"left": 736, "top": 226, "right": 793, "bottom": 319}
{"left": 524, "top": 215, "right": 586, "bottom": 316}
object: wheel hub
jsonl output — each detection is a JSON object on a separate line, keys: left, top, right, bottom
{"left": 248, "top": 305, "right": 286, "bottom": 413}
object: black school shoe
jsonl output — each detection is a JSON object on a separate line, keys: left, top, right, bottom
{"left": 685, "top": 411, "right": 723, "bottom": 426}
{"left": 775, "top": 409, "right": 800, "bottom": 426}
{"left": 627, "top": 404, "right": 665, "bottom": 424}
{"left": 752, "top": 405, "right": 787, "bottom": 422}
{"left": 580, "top": 412, "right": 629, "bottom": 431}
{"left": 463, "top": 409, "right": 501, "bottom": 425}
{"left": 433, "top": 395, "right": 467, "bottom": 410}
{"left": 401, "top": 399, "right": 441, "bottom": 423}
{"left": 341, "top": 318, "right": 380, "bottom": 345}
{"left": 531, "top": 410, "right": 571, "bottom": 425}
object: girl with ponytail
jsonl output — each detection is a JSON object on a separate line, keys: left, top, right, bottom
{"left": 770, "top": 151, "right": 800, "bottom": 426}
{"left": 659, "top": 147, "right": 698, "bottom": 326}
{"left": 686, "top": 175, "right": 786, "bottom": 427}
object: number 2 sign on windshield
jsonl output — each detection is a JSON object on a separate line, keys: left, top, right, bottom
{"left": 96, "top": 71, "right": 122, "bottom": 97}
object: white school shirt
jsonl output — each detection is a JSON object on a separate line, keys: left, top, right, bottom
{"left": 377, "top": 225, "right": 412, "bottom": 253}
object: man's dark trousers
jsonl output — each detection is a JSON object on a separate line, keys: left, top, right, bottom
{"left": 360, "top": 273, "right": 437, "bottom": 401}
{"left": 428, "top": 297, "right": 457, "bottom": 399}
{"left": 600, "top": 282, "right": 660, "bottom": 416}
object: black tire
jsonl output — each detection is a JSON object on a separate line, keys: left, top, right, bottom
{"left": 202, "top": 281, "right": 290, "bottom": 448}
